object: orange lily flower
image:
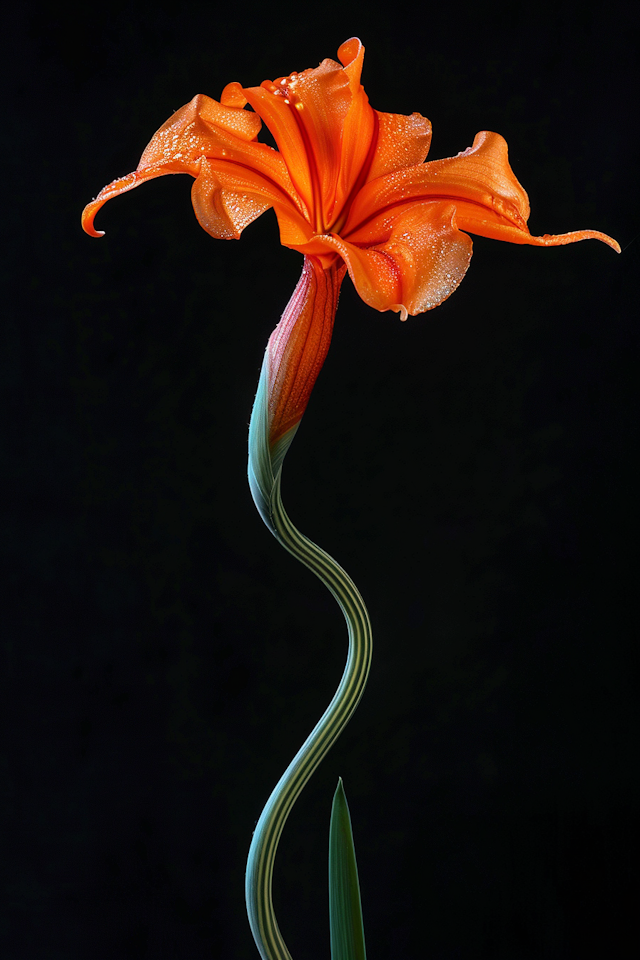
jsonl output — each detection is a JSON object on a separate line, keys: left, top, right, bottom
{"left": 82, "top": 43, "right": 621, "bottom": 959}
{"left": 82, "top": 38, "right": 619, "bottom": 446}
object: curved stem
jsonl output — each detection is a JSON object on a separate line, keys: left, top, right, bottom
{"left": 245, "top": 351, "right": 373, "bottom": 960}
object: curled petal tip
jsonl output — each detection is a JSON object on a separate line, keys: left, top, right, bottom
{"left": 337, "top": 37, "right": 363, "bottom": 66}
{"left": 569, "top": 229, "right": 621, "bottom": 253}
{"left": 220, "top": 81, "right": 247, "bottom": 108}
{"left": 81, "top": 199, "right": 106, "bottom": 237}
{"left": 81, "top": 171, "right": 142, "bottom": 238}
{"left": 530, "top": 228, "right": 621, "bottom": 253}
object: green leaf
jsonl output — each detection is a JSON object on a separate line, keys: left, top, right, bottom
{"left": 329, "top": 778, "right": 367, "bottom": 960}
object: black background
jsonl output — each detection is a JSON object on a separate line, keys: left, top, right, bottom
{"left": 3, "top": 2, "right": 637, "bottom": 958}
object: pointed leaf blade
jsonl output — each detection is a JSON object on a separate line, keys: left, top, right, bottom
{"left": 329, "top": 778, "right": 367, "bottom": 960}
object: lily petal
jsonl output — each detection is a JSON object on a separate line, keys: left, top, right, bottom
{"left": 243, "top": 59, "right": 351, "bottom": 231}
{"left": 191, "top": 160, "right": 273, "bottom": 239}
{"left": 189, "top": 156, "right": 312, "bottom": 243}
{"left": 367, "top": 111, "right": 433, "bottom": 181}
{"left": 333, "top": 39, "right": 377, "bottom": 223}
{"left": 343, "top": 131, "right": 620, "bottom": 252}
{"left": 82, "top": 93, "right": 305, "bottom": 238}
{"left": 319, "top": 202, "right": 473, "bottom": 318}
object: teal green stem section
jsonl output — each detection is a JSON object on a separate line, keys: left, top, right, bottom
{"left": 246, "top": 353, "right": 373, "bottom": 960}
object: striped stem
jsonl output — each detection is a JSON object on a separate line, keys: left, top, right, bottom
{"left": 245, "top": 339, "right": 373, "bottom": 960}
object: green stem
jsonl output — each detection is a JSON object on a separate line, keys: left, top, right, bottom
{"left": 245, "top": 353, "right": 373, "bottom": 960}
